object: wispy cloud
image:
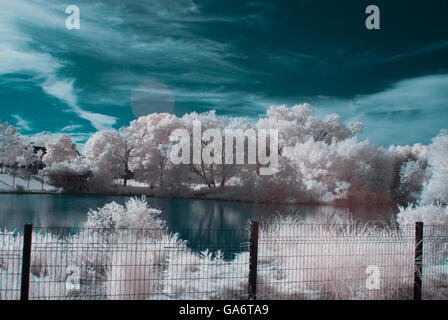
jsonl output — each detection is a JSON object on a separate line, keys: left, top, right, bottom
{"left": 61, "top": 124, "right": 84, "bottom": 133}
{"left": 11, "top": 114, "right": 32, "bottom": 131}
{"left": 311, "top": 73, "right": 448, "bottom": 146}
{"left": 0, "top": 0, "right": 255, "bottom": 130}
{"left": 0, "top": 0, "right": 117, "bottom": 131}
{"left": 385, "top": 40, "right": 448, "bottom": 62}
{"left": 41, "top": 79, "right": 117, "bottom": 131}
{"left": 1, "top": 0, "right": 446, "bottom": 149}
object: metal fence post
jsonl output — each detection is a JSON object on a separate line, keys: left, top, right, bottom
{"left": 414, "top": 222, "right": 423, "bottom": 300}
{"left": 21, "top": 224, "right": 33, "bottom": 300}
{"left": 248, "top": 220, "right": 259, "bottom": 300}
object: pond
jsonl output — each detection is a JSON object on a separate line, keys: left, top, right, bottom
{"left": 0, "top": 194, "right": 398, "bottom": 258}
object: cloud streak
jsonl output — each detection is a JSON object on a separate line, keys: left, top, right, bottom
{"left": 1, "top": 0, "right": 447, "bottom": 148}
{"left": 311, "top": 73, "right": 448, "bottom": 146}
{"left": 0, "top": 0, "right": 117, "bottom": 131}
{"left": 11, "top": 114, "right": 32, "bottom": 131}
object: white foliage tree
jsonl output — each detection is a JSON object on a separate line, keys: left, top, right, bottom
{"left": 398, "top": 160, "right": 427, "bottom": 203}
{"left": 84, "top": 124, "right": 148, "bottom": 187}
{"left": 43, "top": 134, "right": 78, "bottom": 166}
{"left": 257, "top": 104, "right": 363, "bottom": 155}
{"left": 181, "top": 111, "right": 251, "bottom": 189}
{"left": 15, "top": 143, "right": 38, "bottom": 170}
{"left": 33, "top": 103, "right": 440, "bottom": 205}
{"left": 284, "top": 137, "right": 399, "bottom": 204}
{"left": 421, "top": 130, "right": 448, "bottom": 204}
{"left": 0, "top": 122, "right": 24, "bottom": 172}
{"left": 128, "top": 113, "right": 182, "bottom": 188}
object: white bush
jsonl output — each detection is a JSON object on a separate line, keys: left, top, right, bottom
{"left": 84, "top": 197, "right": 164, "bottom": 233}
{"left": 397, "top": 203, "right": 448, "bottom": 226}
{"left": 421, "top": 131, "right": 448, "bottom": 204}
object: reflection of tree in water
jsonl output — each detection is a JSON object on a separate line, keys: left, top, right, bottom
{"left": 168, "top": 200, "right": 250, "bottom": 260}
{"left": 165, "top": 200, "right": 397, "bottom": 259}
{"left": 0, "top": 194, "right": 129, "bottom": 233}
{"left": 1, "top": 195, "right": 398, "bottom": 258}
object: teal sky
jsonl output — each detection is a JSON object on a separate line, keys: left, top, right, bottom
{"left": 1, "top": 0, "right": 448, "bottom": 147}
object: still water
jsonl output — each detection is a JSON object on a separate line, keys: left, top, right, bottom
{"left": 0, "top": 194, "right": 398, "bottom": 257}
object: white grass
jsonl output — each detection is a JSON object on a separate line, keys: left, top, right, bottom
{"left": 1, "top": 199, "right": 447, "bottom": 300}
{"left": 256, "top": 216, "right": 416, "bottom": 299}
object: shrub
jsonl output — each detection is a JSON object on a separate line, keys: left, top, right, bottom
{"left": 84, "top": 197, "right": 165, "bottom": 235}
{"left": 397, "top": 203, "right": 448, "bottom": 226}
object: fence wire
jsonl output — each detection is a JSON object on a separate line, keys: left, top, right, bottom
{"left": 257, "top": 223, "right": 416, "bottom": 300}
{"left": 0, "top": 231, "right": 22, "bottom": 300}
{"left": 2, "top": 227, "right": 249, "bottom": 300}
{"left": 0, "top": 223, "right": 447, "bottom": 300}
{"left": 422, "top": 225, "right": 448, "bottom": 299}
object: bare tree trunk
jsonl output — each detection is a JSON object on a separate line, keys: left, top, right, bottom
{"left": 160, "top": 166, "right": 164, "bottom": 187}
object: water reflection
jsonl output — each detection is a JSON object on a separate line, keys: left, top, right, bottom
{"left": 0, "top": 194, "right": 398, "bottom": 258}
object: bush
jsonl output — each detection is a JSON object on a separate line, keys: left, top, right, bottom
{"left": 44, "top": 159, "right": 91, "bottom": 193}
{"left": 84, "top": 197, "right": 164, "bottom": 234}
{"left": 397, "top": 203, "right": 448, "bottom": 226}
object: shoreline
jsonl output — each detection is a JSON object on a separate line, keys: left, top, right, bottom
{"left": 0, "top": 189, "right": 400, "bottom": 209}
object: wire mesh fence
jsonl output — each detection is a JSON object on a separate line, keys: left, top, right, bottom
{"left": 0, "top": 171, "right": 147, "bottom": 192}
{"left": 0, "top": 222, "right": 447, "bottom": 300}
{"left": 1, "top": 226, "right": 250, "bottom": 300}
{"left": 256, "top": 223, "right": 416, "bottom": 300}
{"left": 0, "top": 171, "right": 50, "bottom": 192}
{"left": 422, "top": 225, "right": 448, "bottom": 299}
{"left": 0, "top": 230, "right": 23, "bottom": 300}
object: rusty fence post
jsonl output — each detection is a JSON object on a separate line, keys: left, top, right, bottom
{"left": 248, "top": 220, "right": 259, "bottom": 300}
{"left": 20, "top": 224, "right": 33, "bottom": 300}
{"left": 414, "top": 222, "right": 424, "bottom": 300}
